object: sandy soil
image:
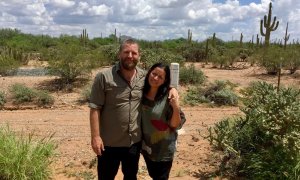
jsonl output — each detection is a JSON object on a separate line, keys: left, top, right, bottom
{"left": 0, "top": 62, "right": 299, "bottom": 180}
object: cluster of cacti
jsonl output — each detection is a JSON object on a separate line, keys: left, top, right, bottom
{"left": 260, "top": 2, "right": 279, "bottom": 47}
{"left": 80, "top": 29, "right": 89, "bottom": 46}
{"left": 0, "top": 46, "right": 25, "bottom": 63}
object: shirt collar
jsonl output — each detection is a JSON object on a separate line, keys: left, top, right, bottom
{"left": 115, "top": 61, "right": 145, "bottom": 79}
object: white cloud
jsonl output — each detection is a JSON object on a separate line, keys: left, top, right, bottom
{"left": 48, "top": 0, "right": 75, "bottom": 8}
{"left": 72, "top": 2, "right": 112, "bottom": 16}
{"left": 88, "top": 5, "right": 112, "bottom": 16}
{"left": 0, "top": 0, "right": 299, "bottom": 41}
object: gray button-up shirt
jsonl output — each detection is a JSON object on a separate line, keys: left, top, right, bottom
{"left": 89, "top": 63, "right": 145, "bottom": 147}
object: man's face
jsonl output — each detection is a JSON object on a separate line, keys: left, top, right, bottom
{"left": 119, "top": 43, "right": 140, "bottom": 71}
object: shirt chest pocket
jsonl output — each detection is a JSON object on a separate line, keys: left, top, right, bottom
{"left": 131, "top": 84, "right": 143, "bottom": 101}
{"left": 105, "top": 82, "right": 129, "bottom": 104}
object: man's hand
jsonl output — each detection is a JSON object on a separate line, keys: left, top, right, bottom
{"left": 91, "top": 136, "right": 105, "bottom": 155}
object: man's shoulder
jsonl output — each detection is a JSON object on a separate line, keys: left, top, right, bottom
{"left": 136, "top": 66, "right": 146, "bottom": 76}
{"left": 95, "top": 65, "right": 115, "bottom": 76}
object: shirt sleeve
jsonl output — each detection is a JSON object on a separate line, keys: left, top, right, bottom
{"left": 88, "top": 73, "right": 105, "bottom": 109}
{"left": 166, "top": 106, "right": 186, "bottom": 130}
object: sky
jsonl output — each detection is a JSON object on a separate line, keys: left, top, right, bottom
{"left": 0, "top": 0, "right": 300, "bottom": 42}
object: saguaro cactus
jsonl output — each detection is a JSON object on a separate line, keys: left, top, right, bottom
{"left": 283, "top": 22, "right": 290, "bottom": 49}
{"left": 114, "top": 28, "right": 118, "bottom": 43}
{"left": 188, "top": 29, "right": 192, "bottom": 43}
{"left": 205, "top": 38, "right": 209, "bottom": 64}
{"left": 240, "top": 33, "right": 243, "bottom": 47}
{"left": 260, "top": 2, "right": 279, "bottom": 47}
{"left": 256, "top": 34, "right": 260, "bottom": 47}
{"left": 212, "top": 33, "right": 216, "bottom": 48}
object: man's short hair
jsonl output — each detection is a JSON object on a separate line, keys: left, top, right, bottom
{"left": 119, "top": 38, "right": 140, "bottom": 52}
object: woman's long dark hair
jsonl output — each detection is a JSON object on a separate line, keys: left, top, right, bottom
{"left": 143, "top": 63, "right": 171, "bottom": 101}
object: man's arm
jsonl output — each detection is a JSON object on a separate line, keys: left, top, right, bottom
{"left": 90, "top": 108, "right": 105, "bottom": 155}
{"left": 168, "top": 87, "right": 179, "bottom": 100}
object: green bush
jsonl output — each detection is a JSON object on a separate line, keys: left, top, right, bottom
{"left": 0, "top": 125, "right": 56, "bottom": 179}
{"left": 256, "top": 46, "right": 285, "bottom": 75}
{"left": 0, "top": 90, "right": 6, "bottom": 107}
{"left": 47, "top": 43, "right": 95, "bottom": 84}
{"left": 179, "top": 64, "right": 206, "bottom": 85}
{"left": 35, "top": 90, "right": 54, "bottom": 106}
{"left": 10, "top": 83, "right": 54, "bottom": 106}
{"left": 79, "top": 83, "right": 92, "bottom": 103}
{"left": 209, "top": 88, "right": 238, "bottom": 106}
{"left": 10, "top": 83, "right": 35, "bottom": 103}
{"left": 184, "top": 80, "right": 238, "bottom": 106}
{"left": 99, "top": 44, "right": 119, "bottom": 65}
{"left": 206, "top": 81, "right": 300, "bottom": 179}
{"left": 0, "top": 54, "right": 20, "bottom": 76}
{"left": 283, "top": 46, "right": 300, "bottom": 74}
{"left": 183, "top": 86, "right": 209, "bottom": 106}
{"left": 141, "top": 48, "right": 185, "bottom": 70}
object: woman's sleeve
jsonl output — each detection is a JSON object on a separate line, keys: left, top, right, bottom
{"left": 166, "top": 106, "right": 186, "bottom": 130}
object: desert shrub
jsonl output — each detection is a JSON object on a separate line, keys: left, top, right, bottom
{"left": 182, "top": 44, "right": 207, "bottom": 62}
{"left": 10, "top": 83, "right": 54, "bottom": 106}
{"left": 99, "top": 44, "right": 119, "bottom": 65}
{"left": 0, "top": 90, "right": 6, "bottom": 107}
{"left": 184, "top": 80, "right": 238, "bottom": 106}
{"left": 47, "top": 43, "right": 95, "bottom": 84}
{"left": 79, "top": 83, "right": 92, "bottom": 103}
{"left": 10, "top": 83, "right": 35, "bottom": 103}
{"left": 0, "top": 125, "right": 56, "bottom": 180}
{"left": 35, "top": 90, "right": 54, "bottom": 106}
{"left": 206, "top": 81, "right": 300, "bottom": 179}
{"left": 179, "top": 64, "right": 206, "bottom": 85}
{"left": 256, "top": 46, "right": 286, "bottom": 75}
{"left": 141, "top": 48, "right": 185, "bottom": 70}
{"left": 208, "top": 88, "right": 238, "bottom": 106}
{"left": 183, "top": 86, "right": 209, "bottom": 106}
{"left": 283, "top": 46, "right": 300, "bottom": 74}
{"left": 0, "top": 52, "right": 20, "bottom": 76}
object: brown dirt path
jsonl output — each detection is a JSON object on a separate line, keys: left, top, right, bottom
{"left": 0, "top": 106, "right": 241, "bottom": 179}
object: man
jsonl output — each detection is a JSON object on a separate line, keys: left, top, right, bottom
{"left": 89, "top": 38, "right": 178, "bottom": 180}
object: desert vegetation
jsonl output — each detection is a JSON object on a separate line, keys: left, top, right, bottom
{"left": 0, "top": 2, "right": 299, "bottom": 179}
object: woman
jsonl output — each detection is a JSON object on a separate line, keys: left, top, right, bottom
{"left": 141, "top": 63, "right": 186, "bottom": 180}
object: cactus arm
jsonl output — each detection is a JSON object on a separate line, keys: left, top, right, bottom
{"left": 270, "top": 16, "right": 278, "bottom": 30}
{"left": 274, "top": 21, "right": 279, "bottom": 30}
{"left": 260, "top": 20, "right": 266, "bottom": 36}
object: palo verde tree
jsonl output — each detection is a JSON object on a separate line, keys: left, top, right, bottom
{"left": 47, "top": 38, "right": 98, "bottom": 85}
{"left": 260, "top": 2, "right": 279, "bottom": 47}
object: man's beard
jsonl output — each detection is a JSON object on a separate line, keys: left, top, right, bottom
{"left": 121, "top": 59, "right": 138, "bottom": 71}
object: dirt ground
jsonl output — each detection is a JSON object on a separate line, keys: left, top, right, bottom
{"left": 0, "top": 62, "right": 299, "bottom": 180}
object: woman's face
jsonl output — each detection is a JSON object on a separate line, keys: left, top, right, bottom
{"left": 148, "top": 67, "right": 166, "bottom": 88}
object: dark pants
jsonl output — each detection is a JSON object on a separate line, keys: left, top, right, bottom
{"left": 143, "top": 154, "right": 173, "bottom": 180}
{"left": 97, "top": 142, "right": 141, "bottom": 180}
